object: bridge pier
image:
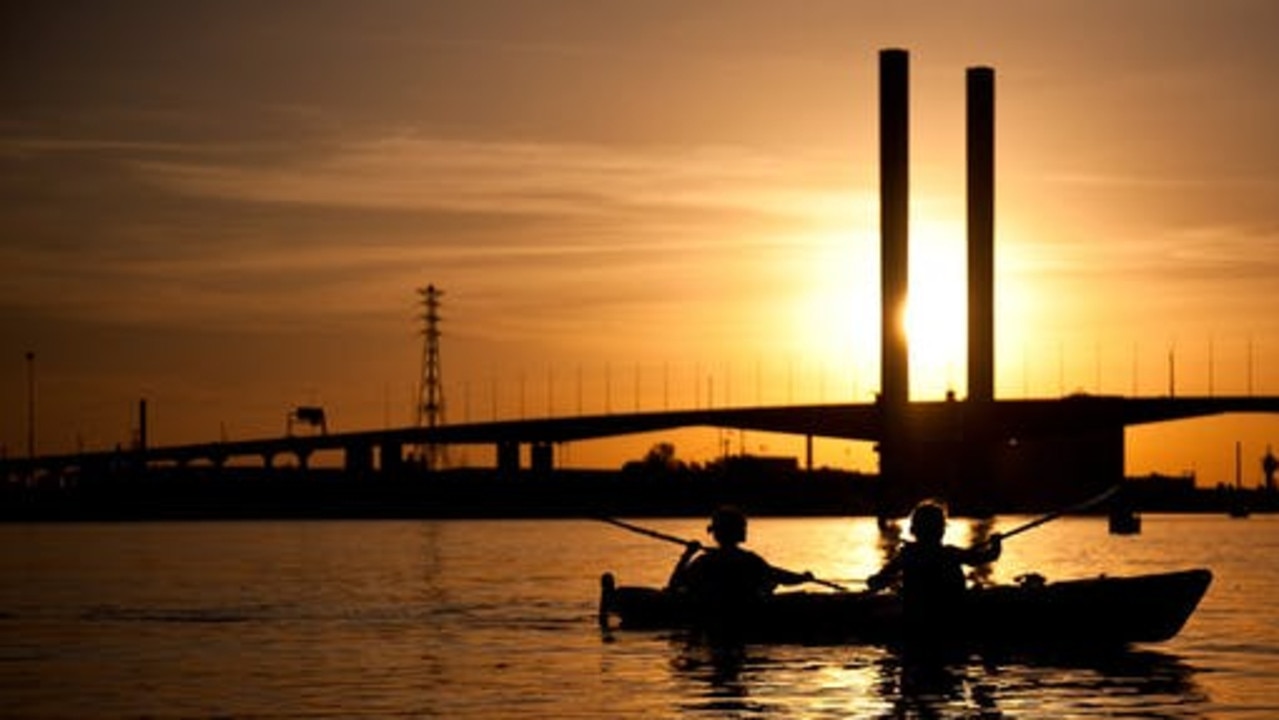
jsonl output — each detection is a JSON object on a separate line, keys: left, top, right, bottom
{"left": 345, "top": 442, "right": 373, "bottom": 476}
{"left": 496, "top": 441, "right": 520, "bottom": 475}
{"left": 379, "top": 441, "right": 402, "bottom": 475}
{"left": 531, "top": 442, "right": 554, "bottom": 474}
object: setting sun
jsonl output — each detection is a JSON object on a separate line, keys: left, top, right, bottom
{"left": 782, "top": 216, "right": 980, "bottom": 403}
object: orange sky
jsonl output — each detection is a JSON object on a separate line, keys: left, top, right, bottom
{"left": 2, "top": 1, "right": 1278, "bottom": 485}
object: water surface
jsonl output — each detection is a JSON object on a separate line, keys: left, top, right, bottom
{"left": 1, "top": 515, "right": 1276, "bottom": 717}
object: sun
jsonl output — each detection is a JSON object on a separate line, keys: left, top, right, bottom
{"left": 783, "top": 218, "right": 970, "bottom": 403}
{"left": 904, "top": 219, "right": 968, "bottom": 399}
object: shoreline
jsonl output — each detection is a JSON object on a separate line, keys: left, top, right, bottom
{"left": 2, "top": 466, "right": 1273, "bottom": 522}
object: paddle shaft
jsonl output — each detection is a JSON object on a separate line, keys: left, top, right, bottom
{"left": 995, "top": 484, "right": 1122, "bottom": 543}
{"left": 598, "top": 516, "right": 690, "bottom": 547}
{"left": 597, "top": 516, "right": 848, "bottom": 592}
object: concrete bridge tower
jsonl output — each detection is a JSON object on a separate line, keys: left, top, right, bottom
{"left": 876, "top": 49, "right": 911, "bottom": 514}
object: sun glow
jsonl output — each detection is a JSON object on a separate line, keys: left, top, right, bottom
{"left": 785, "top": 228, "right": 881, "bottom": 402}
{"left": 905, "top": 219, "right": 968, "bottom": 399}
{"left": 784, "top": 218, "right": 972, "bottom": 403}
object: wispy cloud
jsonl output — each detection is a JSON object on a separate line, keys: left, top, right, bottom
{"left": 1013, "top": 223, "right": 1279, "bottom": 283}
{"left": 133, "top": 135, "right": 865, "bottom": 224}
{"left": 0, "top": 132, "right": 874, "bottom": 337}
{"left": 1042, "top": 172, "right": 1277, "bottom": 191}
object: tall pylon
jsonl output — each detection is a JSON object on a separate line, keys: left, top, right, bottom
{"left": 416, "top": 284, "right": 447, "bottom": 469}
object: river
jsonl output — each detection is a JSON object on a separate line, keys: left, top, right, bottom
{"left": 1, "top": 514, "right": 1276, "bottom": 718}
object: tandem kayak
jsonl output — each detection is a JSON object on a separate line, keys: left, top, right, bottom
{"left": 598, "top": 568, "right": 1212, "bottom": 649}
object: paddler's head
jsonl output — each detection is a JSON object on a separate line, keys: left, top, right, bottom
{"left": 707, "top": 506, "right": 747, "bottom": 547}
{"left": 909, "top": 500, "right": 947, "bottom": 545}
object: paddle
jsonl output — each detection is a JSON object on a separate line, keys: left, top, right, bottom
{"left": 598, "top": 516, "right": 693, "bottom": 546}
{"left": 597, "top": 516, "right": 850, "bottom": 592}
{"left": 987, "top": 483, "right": 1123, "bottom": 545}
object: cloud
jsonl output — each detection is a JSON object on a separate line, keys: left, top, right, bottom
{"left": 1041, "top": 173, "right": 1214, "bottom": 189}
{"left": 1012, "top": 222, "right": 1279, "bottom": 286}
{"left": 0, "top": 131, "right": 876, "bottom": 341}
{"left": 133, "top": 134, "right": 864, "bottom": 224}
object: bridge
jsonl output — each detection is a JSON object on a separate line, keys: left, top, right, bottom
{"left": 8, "top": 394, "right": 1279, "bottom": 508}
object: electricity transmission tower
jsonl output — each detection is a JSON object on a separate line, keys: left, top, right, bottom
{"left": 416, "top": 284, "right": 448, "bottom": 469}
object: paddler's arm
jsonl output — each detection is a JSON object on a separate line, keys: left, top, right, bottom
{"left": 963, "top": 533, "right": 1003, "bottom": 565}
{"left": 768, "top": 565, "right": 815, "bottom": 587}
{"left": 666, "top": 540, "right": 702, "bottom": 590}
{"left": 866, "top": 552, "right": 904, "bottom": 593}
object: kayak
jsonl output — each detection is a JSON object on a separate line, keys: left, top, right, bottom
{"left": 598, "top": 568, "right": 1212, "bottom": 649}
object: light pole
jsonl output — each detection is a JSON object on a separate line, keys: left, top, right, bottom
{"left": 25, "top": 351, "right": 35, "bottom": 461}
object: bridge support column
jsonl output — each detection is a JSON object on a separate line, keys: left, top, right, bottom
{"left": 379, "top": 442, "right": 403, "bottom": 476}
{"left": 345, "top": 443, "right": 373, "bottom": 476}
{"left": 531, "top": 442, "right": 553, "bottom": 474}
{"left": 496, "top": 441, "right": 520, "bottom": 475}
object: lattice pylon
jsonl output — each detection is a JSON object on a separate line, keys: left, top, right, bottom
{"left": 416, "top": 284, "right": 448, "bottom": 470}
